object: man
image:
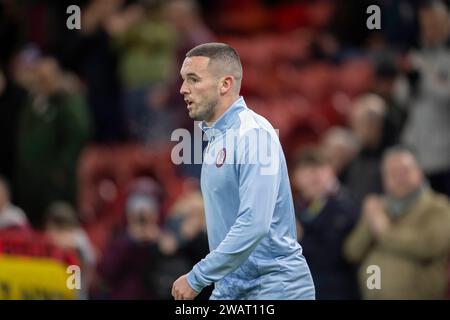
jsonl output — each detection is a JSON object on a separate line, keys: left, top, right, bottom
{"left": 15, "top": 57, "right": 90, "bottom": 227}
{"left": 401, "top": 0, "right": 450, "bottom": 197}
{"left": 292, "top": 148, "right": 360, "bottom": 299}
{"left": 345, "top": 93, "right": 387, "bottom": 209}
{"left": 172, "top": 43, "right": 315, "bottom": 300}
{"left": 97, "top": 189, "right": 164, "bottom": 299}
{"left": 44, "top": 201, "right": 96, "bottom": 300}
{"left": 320, "top": 126, "right": 359, "bottom": 182}
{"left": 344, "top": 146, "right": 450, "bottom": 299}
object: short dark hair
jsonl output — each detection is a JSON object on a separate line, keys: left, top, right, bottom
{"left": 294, "top": 147, "right": 330, "bottom": 168}
{"left": 186, "top": 42, "right": 243, "bottom": 91}
{"left": 186, "top": 42, "right": 239, "bottom": 61}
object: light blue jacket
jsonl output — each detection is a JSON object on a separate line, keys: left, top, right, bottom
{"left": 187, "top": 97, "right": 315, "bottom": 299}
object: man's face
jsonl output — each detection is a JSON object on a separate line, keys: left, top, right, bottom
{"left": 350, "top": 107, "right": 379, "bottom": 146}
{"left": 127, "top": 208, "right": 160, "bottom": 242}
{"left": 294, "top": 165, "right": 334, "bottom": 201}
{"left": 322, "top": 140, "right": 355, "bottom": 174}
{"left": 383, "top": 153, "right": 423, "bottom": 199}
{"left": 420, "top": 6, "right": 450, "bottom": 47}
{"left": 180, "top": 56, "right": 220, "bottom": 122}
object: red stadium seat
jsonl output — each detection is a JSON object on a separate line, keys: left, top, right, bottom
{"left": 333, "top": 59, "right": 375, "bottom": 98}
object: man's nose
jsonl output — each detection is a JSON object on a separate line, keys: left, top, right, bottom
{"left": 180, "top": 81, "right": 189, "bottom": 95}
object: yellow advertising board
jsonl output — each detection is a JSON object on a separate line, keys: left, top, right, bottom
{"left": 0, "top": 254, "right": 76, "bottom": 300}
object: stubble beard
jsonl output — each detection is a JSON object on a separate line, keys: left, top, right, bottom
{"left": 191, "top": 96, "right": 218, "bottom": 123}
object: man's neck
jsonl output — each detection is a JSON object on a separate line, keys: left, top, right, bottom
{"left": 205, "top": 95, "right": 240, "bottom": 127}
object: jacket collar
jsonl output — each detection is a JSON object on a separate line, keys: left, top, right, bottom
{"left": 199, "top": 96, "right": 247, "bottom": 140}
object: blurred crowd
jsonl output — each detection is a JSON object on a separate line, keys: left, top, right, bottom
{"left": 0, "top": 0, "right": 450, "bottom": 299}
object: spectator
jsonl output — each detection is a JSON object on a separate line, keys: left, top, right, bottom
{"left": 344, "top": 146, "right": 450, "bottom": 299}
{"left": 132, "top": 0, "right": 216, "bottom": 154}
{"left": 164, "top": 190, "right": 208, "bottom": 262}
{"left": 0, "top": 67, "right": 25, "bottom": 183}
{"left": 372, "top": 54, "right": 408, "bottom": 146}
{"left": 59, "top": 0, "right": 126, "bottom": 143}
{"left": 345, "top": 93, "right": 387, "bottom": 208}
{"left": 320, "top": 126, "right": 360, "bottom": 182}
{"left": 96, "top": 191, "right": 166, "bottom": 299}
{"left": 44, "top": 201, "right": 96, "bottom": 300}
{"left": 402, "top": 0, "right": 450, "bottom": 197}
{"left": 292, "top": 147, "right": 360, "bottom": 299}
{"left": 112, "top": 1, "right": 178, "bottom": 145}
{"left": 0, "top": 176, "right": 29, "bottom": 230}
{"left": 149, "top": 191, "right": 212, "bottom": 300}
{"left": 14, "top": 55, "right": 91, "bottom": 227}
{"left": 109, "top": 1, "right": 175, "bottom": 90}
{"left": 149, "top": 0, "right": 216, "bottom": 178}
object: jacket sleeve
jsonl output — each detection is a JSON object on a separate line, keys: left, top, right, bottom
{"left": 376, "top": 199, "right": 450, "bottom": 260}
{"left": 187, "top": 129, "right": 279, "bottom": 293}
{"left": 343, "top": 217, "right": 374, "bottom": 264}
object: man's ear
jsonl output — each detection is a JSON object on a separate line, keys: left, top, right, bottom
{"left": 219, "top": 76, "right": 233, "bottom": 95}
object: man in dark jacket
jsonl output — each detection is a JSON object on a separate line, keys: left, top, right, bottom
{"left": 293, "top": 147, "right": 360, "bottom": 299}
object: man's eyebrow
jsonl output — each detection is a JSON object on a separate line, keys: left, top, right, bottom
{"left": 187, "top": 72, "right": 200, "bottom": 78}
{"left": 180, "top": 72, "right": 201, "bottom": 78}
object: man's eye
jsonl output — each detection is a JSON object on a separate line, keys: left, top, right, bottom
{"left": 189, "top": 78, "right": 199, "bottom": 83}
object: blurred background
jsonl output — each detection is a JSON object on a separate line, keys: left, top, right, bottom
{"left": 0, "top": 0, "right": 449, "bottom": 299}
